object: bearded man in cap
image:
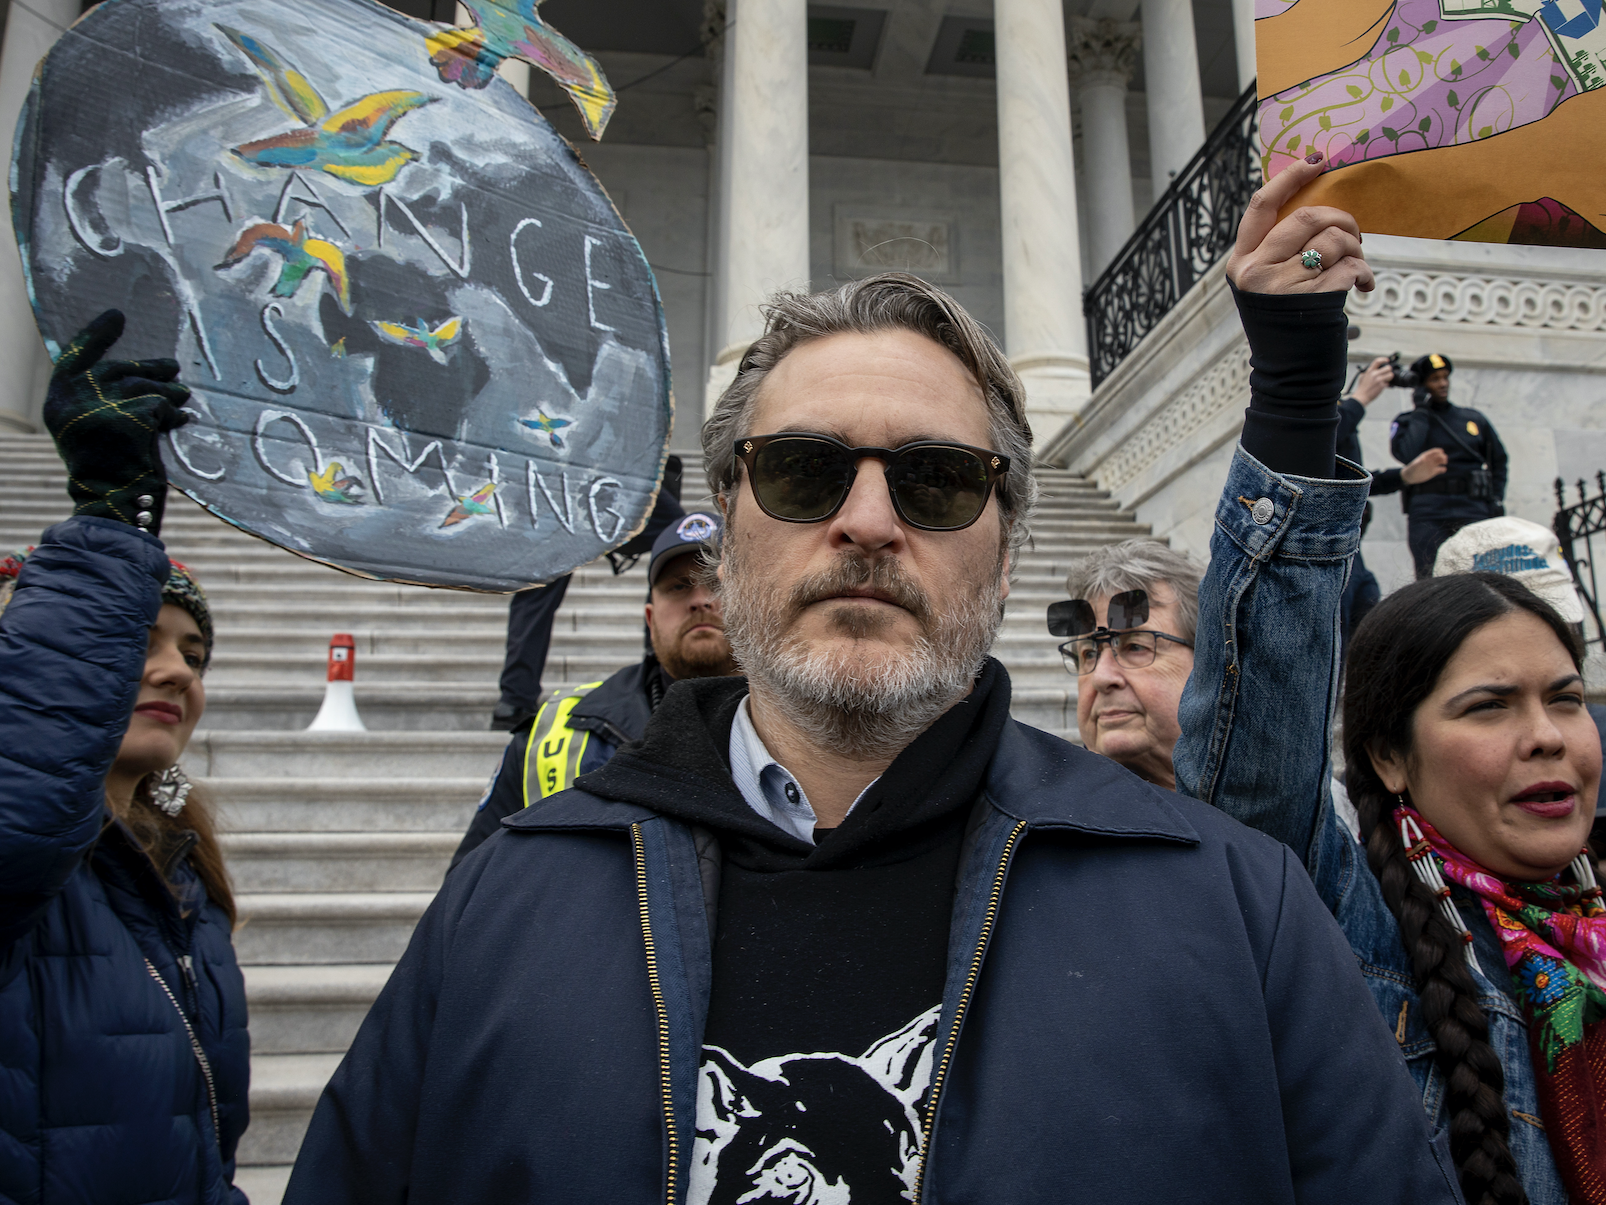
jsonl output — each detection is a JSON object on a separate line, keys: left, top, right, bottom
{"left": 453, "top": 511, "right": 739, "bottom": 866}
{"left": 1389, "top": 352, "right": 1509, "bottom": 577}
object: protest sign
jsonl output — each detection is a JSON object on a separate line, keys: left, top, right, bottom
{"left": 13, "top": 0, "right": 672, "bottom": 591}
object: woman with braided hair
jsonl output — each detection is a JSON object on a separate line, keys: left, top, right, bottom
{"left": 1173, "top": 158, "right": 1603, "bottom": 1205}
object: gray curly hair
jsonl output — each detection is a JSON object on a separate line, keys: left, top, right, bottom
{"left": 700, "top": 272, "right": 1038, "bottom": 555}
{"left": 1063, "top": 539, "right": 1203, "bottom": 643}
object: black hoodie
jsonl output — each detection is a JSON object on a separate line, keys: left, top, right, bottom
{"left": 576, "top": 658, "right": 1012, "bottom": 1201}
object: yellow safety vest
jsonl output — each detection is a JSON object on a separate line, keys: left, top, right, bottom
{"left": 521, "top": 681, "right": 604, "bottom": 807}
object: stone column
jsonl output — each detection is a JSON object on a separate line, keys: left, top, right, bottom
{"left": 1233, "top": 0, "right": 1257, "bottom": 92}
{"left": 1139, "top": 0, "right": 1206, "bottom": 194}
{"left": 995, "top": 0, "right": 1090, "bottom": 440}
{"left": 0, "top": 0, "right": 77, "bottom": 433}
{"left": 703, "top": 0, "right": 809, "bottom": 412}
{"left": 1068, "top": 18, "right": 1140, "bottom": 279}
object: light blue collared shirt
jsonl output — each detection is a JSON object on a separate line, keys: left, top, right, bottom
{"left": 728, "top": 696, "right": 877, "bottom": 845}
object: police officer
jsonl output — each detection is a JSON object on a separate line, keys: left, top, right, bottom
{"left": 1389, "top": 352, "right": 1508, "bottom": 578}
{"left": 452, "top": 512, "right": 740, "bottom": 866}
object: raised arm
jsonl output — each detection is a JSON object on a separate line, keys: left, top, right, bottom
{"left": 1173, "top": 156, "right": 1372, "bottom": 866}
{"left": 0, "top": 312, "right": 190, "bottom": 949}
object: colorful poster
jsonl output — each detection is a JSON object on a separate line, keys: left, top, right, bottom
{"left": 1256, "top": 0, "right": 1606, "bottom": 246}
{"left": 12, "top": 0, "right": 673, "bottom": 591}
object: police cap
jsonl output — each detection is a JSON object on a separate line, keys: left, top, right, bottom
{"left": 1410, "top": 352, "right": 1453, "bottom": 378}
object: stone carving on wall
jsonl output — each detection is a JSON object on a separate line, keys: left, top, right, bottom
{"left": 1348, "top": 271, "right": 1606, "bottom": 332}
{"left": 1094, "top": 343, "right": 1251, "bottom": 494}
{"left": 833, "top": 209, "right": 958, "bottom": 282}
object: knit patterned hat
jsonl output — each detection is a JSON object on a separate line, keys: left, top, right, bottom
{"left": 0, "top": 546, "right": 213, "bottom": 668}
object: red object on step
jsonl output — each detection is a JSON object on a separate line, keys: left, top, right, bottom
{"left": 327, "top": 633, "right": 356, "bottom": 682}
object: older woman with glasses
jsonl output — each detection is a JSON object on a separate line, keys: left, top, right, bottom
{"left": 1048, "top": 539, "right": 1202, "bottom": 789}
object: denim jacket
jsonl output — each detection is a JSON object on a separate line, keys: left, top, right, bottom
{"left": 1175, "top": 444, "right": 1564, "bottom": 1205}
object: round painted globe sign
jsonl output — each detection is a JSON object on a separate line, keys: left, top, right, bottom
{"left": 12, "top": 0, "right": 672, "bottom": 591}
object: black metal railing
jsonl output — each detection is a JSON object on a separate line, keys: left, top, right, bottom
{"left": 1555, "top": 473, "right": 1606, "bottom": 652}
{"left": 1084, "top": 83, "right": 1260, "bottom": 388}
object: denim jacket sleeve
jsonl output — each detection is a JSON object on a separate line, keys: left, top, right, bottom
{"left": 1173, "top": 444, "right": 1370, "bottom": 866}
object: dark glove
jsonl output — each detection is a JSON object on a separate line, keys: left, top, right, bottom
{"left": 43, "top": 310, "right": 192, "bottom": 535}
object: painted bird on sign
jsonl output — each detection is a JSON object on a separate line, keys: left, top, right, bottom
{"left": 441, "top": 481, "right": 497, "bottom": 527}
{"left": 518, "top": 408, "right": 573, "bottom": 448}
{"left": 369, "top": 316, "right": 464, "bottom": 364}
{"left": 217, "top": 218, "right": 352, "bottom": 313}
{"left": 308, "top": 460, "right": 365, "bottom": 504}
{"left": 217, "top": 24, "right": 437, "bottom": 186}
{"left": 424, "top": 0, "right": 616, "bottom": 139}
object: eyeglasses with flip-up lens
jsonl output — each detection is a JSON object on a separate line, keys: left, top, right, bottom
{"left": 1045, "top": 588, "right": 1193, "bottom": 676}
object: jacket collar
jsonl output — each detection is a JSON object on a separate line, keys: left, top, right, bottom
{"left": 507, "top": 714, "right": 1198, "bottom": 847}
{"left": 982, "top": 721, "right": 1199, "bottom": 844}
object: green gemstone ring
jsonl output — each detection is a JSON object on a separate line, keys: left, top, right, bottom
{"left": 1300, "top": 248, "right": 1323, "bottom": 270}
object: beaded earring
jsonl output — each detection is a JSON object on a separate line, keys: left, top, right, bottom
{"left": 1395, "top": 797, "right": 1480, "bottom": 971}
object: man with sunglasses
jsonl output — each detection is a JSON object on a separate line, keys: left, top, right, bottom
{"left": 1051, "top": 540, "right": 1201, "bottom": 789}
{"left": 289, "top": 252, "right": 1457, "bottom": 1201}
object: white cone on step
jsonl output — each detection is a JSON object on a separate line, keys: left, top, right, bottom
{"left": 308, "top": 633, "right": 366, "bottom": 731}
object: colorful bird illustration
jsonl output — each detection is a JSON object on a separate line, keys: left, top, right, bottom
{"left": 424, "top": 0, "right": 615, "bottom": 140}
{"left": 518, "top": 408, "right": 573, "bottom": 448}
{"left": 440, "top": 481, "right": 497, "bottom": 527}
{"left": 308, "top": 461, "right": 364, "bottom": 505}
{"left": 217, "top": 25, "right": 438, "bottom": 186}
{"left": 216, "top": 219, "right": 352, "bottom": 313}
{"left": 369, "top": 316, "right": 464, "bottom": 365}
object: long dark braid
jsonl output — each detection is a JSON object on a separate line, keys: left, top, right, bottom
{"left": 1343, "top": 572, "right": 1582, "bottom": 1205}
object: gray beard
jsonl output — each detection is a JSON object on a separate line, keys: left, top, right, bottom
{"left": 719, "top": 540, "right": 1004, "bottom": 761}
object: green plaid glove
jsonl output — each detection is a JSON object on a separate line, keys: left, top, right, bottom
{"left": 44, "top": 310, "right": 192, "bottom": 536}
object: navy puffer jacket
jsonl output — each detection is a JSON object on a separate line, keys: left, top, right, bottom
{"left": 0, "top": 517, "right": 250, "bottom": 1204}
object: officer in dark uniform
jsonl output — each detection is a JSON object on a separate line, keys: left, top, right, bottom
{"left": 1389, "top": 353, "right": 1508, "bottom": 578}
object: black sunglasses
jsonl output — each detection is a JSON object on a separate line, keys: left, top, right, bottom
{"left": 734, "top": 433, "right": 1010, "bottom": 532}
{"left": 1046, "top": 588, "right": 1149, "bottom": 637}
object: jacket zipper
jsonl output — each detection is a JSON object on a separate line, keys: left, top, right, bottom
{"left": 144, "top": 957, "right": 221, "bottom": 1150}
{"left": 912, "top": 819, "right": 1027, "bottom": 1203}
{"left": 632, "top": 823, "right": 679, "bottom": 1204}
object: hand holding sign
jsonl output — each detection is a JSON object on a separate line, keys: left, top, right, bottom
{"left": 1225, "top": 153, "right": 1375, "bottom": 296}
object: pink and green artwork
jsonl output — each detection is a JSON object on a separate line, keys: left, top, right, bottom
{"left": 1256, "top": 0, "right": 1606, "bottom": 246}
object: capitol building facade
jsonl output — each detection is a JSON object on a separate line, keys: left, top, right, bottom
{"left": 1, "top": 0, "right": 1602, "bottom": 588}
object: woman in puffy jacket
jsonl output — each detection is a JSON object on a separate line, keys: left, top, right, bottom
{"left": 0, "top": 311, "right": 249, "bottom": 1202}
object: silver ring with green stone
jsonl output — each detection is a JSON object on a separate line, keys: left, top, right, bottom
{"left": 1300, "top": 248, "right": 1322, "bottom": 270}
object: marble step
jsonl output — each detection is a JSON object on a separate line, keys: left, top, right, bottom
{"left": 239, "top": 1051, "right": 343, "bottom": 1167}
{"left": 233, "top": 890, "right": 437, "bottom": 964}
{"left": 243, "top": 963, "right": 395, "bottom": 1056}
{"left": 207, "top": 776, "right": 486, "bottom": 832}
{"left": 187, "top": 730, "right": 510, "bottom": 778}
{"left": 222, "top": 831, "right": 460, "bottom": 893}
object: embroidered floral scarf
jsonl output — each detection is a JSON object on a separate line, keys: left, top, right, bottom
{"left": 1397, "top": 806, "right": 1606, "bottom": 1203}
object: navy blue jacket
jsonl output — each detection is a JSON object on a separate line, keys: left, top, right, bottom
{"left": 288, "top": 715, "right": 1460, "bottom": 1202}
{"left": 0, "top": 518, "right": 250, "bottom": 1204}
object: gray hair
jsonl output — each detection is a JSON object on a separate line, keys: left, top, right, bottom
{"left": 701, "top": 272, "right": 1039, "bottom": 555}
{"left": 1064, "top": 539, "right": 1203, "bottom": 643}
